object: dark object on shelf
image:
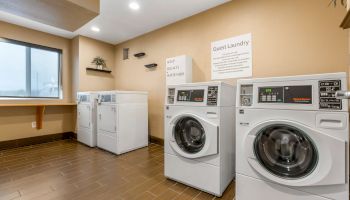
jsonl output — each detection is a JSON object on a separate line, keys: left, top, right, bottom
{"left": 340, "top": 9, "right": 350, "bottom": 29}
{"left": 134, "top": 52, "right": 146, "bottom": 58}
{"left": 145, "top": 63, "right": 157, "bottom": 68}
{"left": 329, "top": 0, "right": 346, "bottom": 7}
{"left": 86, "top": 67, "right": 112, "bottom": 73}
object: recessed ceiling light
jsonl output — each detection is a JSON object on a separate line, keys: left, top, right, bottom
{"left": 91, "top": 26, "right": 100, "bottom": 32}
{"left": 129, "top": 2, "right": 140, "bottom": 10}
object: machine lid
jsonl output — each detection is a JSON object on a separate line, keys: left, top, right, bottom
{"left": 174, "top": 116, "right": 206, "bottom": 154}
{"left": 254, "top": 124, "right": 318, "bottom": 179}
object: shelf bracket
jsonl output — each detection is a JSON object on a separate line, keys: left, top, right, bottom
{"left": 36, "top": 106, "right": 45, "bottom": 130}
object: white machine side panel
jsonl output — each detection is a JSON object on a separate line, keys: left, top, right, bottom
{"left": 219, "top": 106, "right": 235, "bottom": 192}
{"left": 117, "top": 103, "right": 149, "bottom": 154}
{"left": 77, "top": 126, "right": 94, "bottom": 147}
{"left": 78, "top": 104, "right": 91, "bottom": 128}
{"left": 220, "top": 83, "right": 235, "bottom": 107}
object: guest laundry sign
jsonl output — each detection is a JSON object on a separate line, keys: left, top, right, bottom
{"left": 211, "top": 33, "right": 252, "bottom": 80}
{"left": 166, "top": 55, "right": 192, "bottom": 85}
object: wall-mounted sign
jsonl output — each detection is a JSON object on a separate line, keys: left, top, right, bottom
{"left": 211, "top": 33, "right": 252, "bottom": 80}
{"left": 166, "top": 55, "right": 192, "bottom": 85}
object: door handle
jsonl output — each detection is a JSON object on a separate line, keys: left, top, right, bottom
{"left": 99, "top": 114, "right": 101, "bottom": 120}
{"left": 335, "top": 91, "right": 350, "bottom": 99}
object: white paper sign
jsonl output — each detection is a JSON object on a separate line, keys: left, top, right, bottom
{"left": 211, "top": 33, "right": 252, "bottom": 80}
{"left": 166, "top": 55, "right": 192, "bottom": 85}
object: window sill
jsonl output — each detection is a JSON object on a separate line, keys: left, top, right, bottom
{"left": 0, "top": 103, "right": 76, "bottom": 107}
{"left": 0, "top": 98, "right": 61, "bottom": 100}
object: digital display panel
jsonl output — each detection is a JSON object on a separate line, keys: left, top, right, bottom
{"left": 177, "top": 90, "right": 204, "bottom": 102}
{"left": 284, "top": 86, "right": 312, "bottom": 104}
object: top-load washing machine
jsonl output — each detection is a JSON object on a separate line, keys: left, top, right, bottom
{"left": 235, "top": 72, "right": 349, "bottom": 200}
{"left": 97, "top": 91, "right": 148, "bottom": 155}
{"left": 77, "top": 91, "right": 98, "bottom": 147}
{"left": 164, "top": 82, "right": 235, "bottom": 196}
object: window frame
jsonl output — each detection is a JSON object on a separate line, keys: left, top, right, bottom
{"left": 0, "top": 37, "right": 63, "bottom": 99}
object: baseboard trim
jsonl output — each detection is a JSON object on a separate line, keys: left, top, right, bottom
{"left": 149, "top": 136, "right": 164, "bottom": 146}
{"left": 0, "top": 132, "right": 76, "bottom": 150}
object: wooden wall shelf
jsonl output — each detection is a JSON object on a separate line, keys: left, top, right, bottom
{"left": 0, "top": 103, "right": 76, "bottom": 130}
{"left": 86, "top": 67, "right": 112, "bottom": 73}
{"left": 145, "top": 63, "right": 157, "bottom": 68}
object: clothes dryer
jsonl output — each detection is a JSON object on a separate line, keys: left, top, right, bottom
{"left": 77, "top": 92, "right": 98, "bottom": 147}
{"left": 97, "top": 91, "right": 148, "bottom": 155}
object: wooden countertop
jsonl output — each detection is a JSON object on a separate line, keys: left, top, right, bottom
{"left": 0, "top": 103, "right": 76, "bottom": 129}
{"left": 0, "top": 103, "right": 76, "bottom": 107}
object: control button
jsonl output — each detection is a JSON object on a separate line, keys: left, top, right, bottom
{"left": 272, "top": 95, "right": 277, "bottom": 101}
{"left": 267, "top": 95, "right": 272, "bottom": 101}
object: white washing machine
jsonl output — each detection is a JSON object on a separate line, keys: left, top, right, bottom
{"left": 97, "top": 91, "right": 148, "bottom": 155}
{"left": 164, "top": 82, "right": 235, "bottom": 197}
{"left": 236, "top": 73, "right": 349, "bottom": 200}
{"left": 77, "top": 92, "right": 98, "bottom": 147}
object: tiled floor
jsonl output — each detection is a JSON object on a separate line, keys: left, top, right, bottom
{"left": 0, "top": 140, "right": 235, "bottom": 200}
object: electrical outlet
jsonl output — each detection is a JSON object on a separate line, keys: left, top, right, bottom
{"left": 32, "top": 122, "right": 36, "bottom": 128}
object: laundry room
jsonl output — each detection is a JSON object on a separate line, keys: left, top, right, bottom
{"left": 0, "top": 0, "right": 348, "bottom": 199}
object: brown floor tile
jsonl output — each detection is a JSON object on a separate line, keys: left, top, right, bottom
{"left": 0, "top": 140, "right": 235, "bottom": 200}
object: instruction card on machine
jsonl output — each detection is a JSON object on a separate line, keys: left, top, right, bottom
{"left": 211, "top": 33, "right": 252, "bottom": 80}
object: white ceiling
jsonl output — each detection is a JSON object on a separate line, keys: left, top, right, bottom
{"left": 0, "top": 0, "right": 230, "bottom": 44}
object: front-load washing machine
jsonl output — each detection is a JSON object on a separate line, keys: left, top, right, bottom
{"left": 164, "top": 82, "right": 235, "bottom": 196}
{"left": 97, "top": 91, "right": 148, "bottom": 155}
{"left": 77, "top": 91, "right": 98, "bottom": 147}
{"left": 236, "top": 72, "right": 349, "bottom": 200}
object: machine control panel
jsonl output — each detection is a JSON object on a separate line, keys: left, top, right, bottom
{"left": 319, "top": 80, "right": 342, "bottom": 110}
{"left": 177, "top": 90, "right": 204, "bottom": 102}
{"left": 99, "top": 94, "right": 116, "bottom": 103}
{"left": 258, "top": 85, "right": 312, "bottom": 104}
{"left": 207, "top": 86, "right": 218, "bottom": 106}
{"left": 167, "top": 88, "right": 175, "bottom": 104}
{"left": 80, "top": 95, "right": 90, "bottom": 103}
{"left": 240, "top": 85, "right": 253, "bottom": 106}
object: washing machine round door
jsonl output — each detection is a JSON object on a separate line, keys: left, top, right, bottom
{"left": 174, "top": 117, "right": 206, "bottom": 154}
{"left": 254, "top": 124, "right": 318, "bottom": 179}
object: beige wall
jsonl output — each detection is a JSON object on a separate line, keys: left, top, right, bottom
{"left": 114, "top": 0, "right": 348, "bottom": 139}
{"left": 0, "top": 21, "right": 75, "bottom": 141}
{"left": 75, "top": 36, "right": 115, "bottom": 92}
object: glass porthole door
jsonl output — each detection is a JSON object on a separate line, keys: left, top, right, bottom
{"left": 169, "top": 114, "right": 218, "bottom": 159}
{"left": 173, "top": 116, "right": 206, "bottom": 154}
{"left": 254, "top": 124, "right": 318, "bottom": 179}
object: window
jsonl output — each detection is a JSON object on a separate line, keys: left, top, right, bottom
{"left": 0, "top": 38, "right": 62, "bottom": 98}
